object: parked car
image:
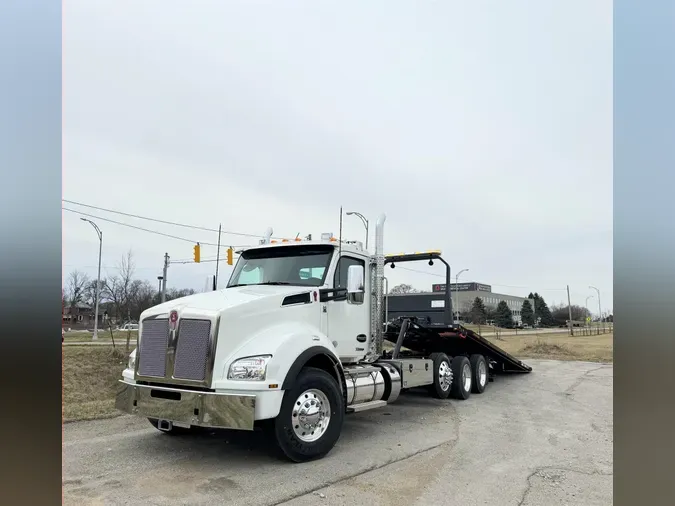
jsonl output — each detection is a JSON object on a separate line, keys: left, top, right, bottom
{"left": 117, "top": 323, "right": 139, "bottom": 331}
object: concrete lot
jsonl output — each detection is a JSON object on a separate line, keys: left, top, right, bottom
{"left": 62, "top": 359, "right": 612, "bottom": 505}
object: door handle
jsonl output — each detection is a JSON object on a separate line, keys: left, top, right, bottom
{"left": 356, "top": 334, "right": 367, "bottom": 343}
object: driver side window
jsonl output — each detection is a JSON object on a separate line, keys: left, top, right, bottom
{"left": 333, "top": 256, "right": 365, "bottom": 304}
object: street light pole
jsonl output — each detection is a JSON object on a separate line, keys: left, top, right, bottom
{"left": 589, "top": 286, "right": 602, "bottom": 334}
{"left": 585, "top": 295, "right": 594, "bottom": 329}
{"left": 455, "top": 268, "right": 469, "bottom": 323}
{"left": 345, "top": 211, "right": 369, "bottom": 250}
{"left": 81, "top": 218, "right": 102, "bottom": 340}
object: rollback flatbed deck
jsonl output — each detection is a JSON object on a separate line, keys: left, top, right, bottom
{"left": 381, "top": 251, "right": 532, "bottom": 376}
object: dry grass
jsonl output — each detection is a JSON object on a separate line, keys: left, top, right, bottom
{"left": 63, "top": 345, "right": 128, "bottom": 422}
{"left": 384, "top": 330, "right": 613, "bottom": 363}
{"left": 485, "top": 331, "right": 613, "bottom": 363}
{"left": 64, "top": 330, "right": 138, "bottom": 343}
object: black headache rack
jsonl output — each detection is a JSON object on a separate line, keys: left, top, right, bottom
{"left": 382, "top": 251, "right": 532, "bottom": 373}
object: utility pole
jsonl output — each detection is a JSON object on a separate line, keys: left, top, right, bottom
{"left": 161, "top": 253, "right": 169, "bottom": 303}
{"left": 214, "top": 223, "right": 222, "bottom": 290}
{"left": 566, "top": 285, "right": 574, "bottom": 336}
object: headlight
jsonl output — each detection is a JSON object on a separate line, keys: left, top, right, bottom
{"left": 128, "top": 349, "right": 136, "bottom": 370}
{"left": 227, "top": 355, "right": 272, "bottom": 381}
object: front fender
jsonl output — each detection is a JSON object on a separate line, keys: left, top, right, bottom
{"left": 216, "top": 321, "right": 340, "bottom": 387}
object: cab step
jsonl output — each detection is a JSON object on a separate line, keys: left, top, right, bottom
{"left": 347, "top": 400, "right": 387, "bottom": 413}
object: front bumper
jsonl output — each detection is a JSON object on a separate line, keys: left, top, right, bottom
{"left": 115, "top": 381, "right": 256, "bottom": 430}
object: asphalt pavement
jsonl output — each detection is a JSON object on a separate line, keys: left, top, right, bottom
{"left": 62, "top": 359, "right": 613, "bottom": 505}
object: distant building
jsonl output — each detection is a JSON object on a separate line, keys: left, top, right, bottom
{"left": 62, "top": 302, "right": 104, "bottom": 330}
{"left": 430, "top": 282, "right": 533, "bottom": 324}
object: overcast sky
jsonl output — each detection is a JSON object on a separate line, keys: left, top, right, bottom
{"left": 62, "top": 0, "right": 613, "bottom": 313}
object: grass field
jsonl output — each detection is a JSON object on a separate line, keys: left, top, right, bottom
{"left": 63, "top": 330, "right": 613, "bottom": 422}
{"left": 484, "top": 331, "right": 613, "bottom": 363}
{"left": 63, "top": 345, "right": 129, "bottom": 422}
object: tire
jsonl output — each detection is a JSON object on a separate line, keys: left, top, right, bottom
{"left": 449, "top": 356, "right": 472, "bottom": 400}
{"left": 428, "top": 352, "right": 453, "bottom": 399}
{"left": 469, "top": 354, "right": 488, "bottom": 394}
{"left": 273, "top": 366, "right": 344, "bottom": 463}
{"left": 147, "top": 417, "right": 193, "bottom": 435}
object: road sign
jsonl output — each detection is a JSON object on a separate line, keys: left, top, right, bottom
{"left": 586, "top": 316, "right": 591, "bottom": 322}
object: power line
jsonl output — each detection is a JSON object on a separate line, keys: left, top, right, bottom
{"left": 62, "top": 199, "right": 277, "bottom": 240}
{"left": 63, "top": 207, "right": 220, "bottom": 246}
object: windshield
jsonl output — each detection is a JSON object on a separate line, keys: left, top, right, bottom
{"left": 227, "top": 245, "right": 334, "bottom": 288}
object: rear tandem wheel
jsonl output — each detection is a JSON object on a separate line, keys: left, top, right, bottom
{"left": 428, "top": 352, "right": 453, "bottom": 399}
{"left": 449, "top": 356, "right": 472, "bottom": 400}
{"left": 469, "top": 354, "right": 489, "bottom": 394}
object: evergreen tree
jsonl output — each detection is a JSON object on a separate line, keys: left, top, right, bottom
{"left": 495, "top": 300, "right": 514, "bottom": 328}
{"left": 521, "top": 299, "right": 535, "bottom": 326}
{"left": 470, "top": 297, "right": 487, "bottom": 325}
{"left": 531, "top": 293, "right": 554, "bottom": 327}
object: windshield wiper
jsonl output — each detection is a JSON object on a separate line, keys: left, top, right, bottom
{"left": 227, "top": 281, "right": 293, "bottom": 288}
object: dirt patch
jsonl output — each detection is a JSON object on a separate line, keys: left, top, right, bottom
{"left": 63, "top": 346, "right": 128, "bottom": 422}
{"left": 521, "top": 340, "right": 578, "bottom": 357}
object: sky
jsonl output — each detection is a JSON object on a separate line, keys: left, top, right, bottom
{"left": 62, "top": 0, "right": 613, "bottom": 314}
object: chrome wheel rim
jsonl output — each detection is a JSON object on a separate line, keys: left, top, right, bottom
{"left": 438, "top": 360, "right": 452, "bottom": 391}
{"left": 462, "top": 363, "right": 472, "bottom": 392}
{"left": 292, "top": 389, "right": 331, "bottom": 443}
{"left": 478, "top": 360, "right": 487, "bottom": 387}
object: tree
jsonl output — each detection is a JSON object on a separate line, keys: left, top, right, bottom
{"left": 390, "top": 284, "right": 419, "bottom": 294}
{"left": 550, "top": 304, "right": 591, "bottom": 326}
{"left": 469, "top": 297, "right": 487, "bottom": 325}
{"left": 66, "top": 270, "right": 90, "bottom": 308}
{"left": 521, "top": 299, "right": 535, "bottom": 326}
{"left": 495, "top": 300, "right": 514, "bottom": 328}
{"left": 101, "top": 250, "right": 136, "bottom": 322}
{"left": 530, "top": 292, "right": 554, "bottom": 327}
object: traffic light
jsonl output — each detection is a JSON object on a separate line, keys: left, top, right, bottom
{"left": 227, "top": 247, "right": 233, "bottom": 265}
{"left": 193, "top": 243, "right": 201, "bottom": 263}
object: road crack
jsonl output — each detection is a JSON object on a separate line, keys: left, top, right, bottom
{"left": 516, "top": 466, "right": 613, "bottom": 506}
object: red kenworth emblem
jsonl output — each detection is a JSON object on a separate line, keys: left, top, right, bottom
{"left": 169, "top": 310, "right": 178, "bottom": 330}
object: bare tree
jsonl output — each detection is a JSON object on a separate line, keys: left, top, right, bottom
{"left": 389, "top": 283, "right": 419, "bottom": 294}
{"left": 101, "top": 250, "right": 136, "bottom": 323}
{"left": 66, "top": 270, "right": 90, "bottom": 308}
{"left": 128, "top": 279, "right": 155, "bottom": 320}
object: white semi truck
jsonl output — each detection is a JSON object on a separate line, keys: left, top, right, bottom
{"left": 116, "top": 214, "right": 531, "bottom": 462}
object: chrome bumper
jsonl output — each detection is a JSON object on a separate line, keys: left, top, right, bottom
{"left": 115, "top": 382, "right": 256, "bottom": 431}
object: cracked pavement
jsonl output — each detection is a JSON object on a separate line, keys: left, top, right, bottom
{"left": 63, "top": 359, "right": 613, "bottom": 505}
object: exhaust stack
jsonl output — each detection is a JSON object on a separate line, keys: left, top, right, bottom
{"left": 368, "top": 213, "right": 386, "bottom": 360}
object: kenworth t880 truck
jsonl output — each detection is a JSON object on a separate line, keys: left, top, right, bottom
{"left": 115, "top": 214, "right": 531, "bottom": 462}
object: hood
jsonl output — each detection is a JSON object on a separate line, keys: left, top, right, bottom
{"left": 140, "top": 285, "right": 315, "bottom": 319}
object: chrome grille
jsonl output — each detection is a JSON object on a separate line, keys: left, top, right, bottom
{"left": 174, "top": 319, "right": 212, "bottom": 381}
{"left": 138, "top": 318, "right": 169, "bottom": 377}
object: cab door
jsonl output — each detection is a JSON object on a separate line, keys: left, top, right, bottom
{"left": 325, "top": 255, "right": 369, "bottom": 363}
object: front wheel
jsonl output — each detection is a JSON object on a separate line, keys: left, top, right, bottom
{"left": 273, "top": 367, "right": 344, "bottom": 463}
